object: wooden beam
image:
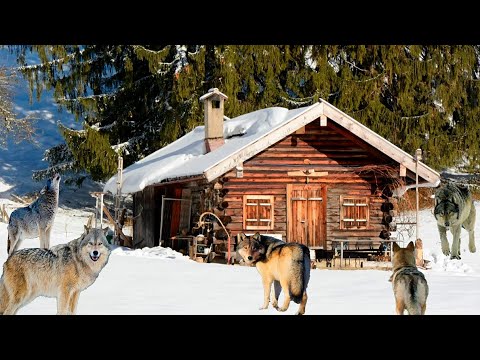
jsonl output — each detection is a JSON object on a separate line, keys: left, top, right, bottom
{"left": 102, "top": 205, "right": 132, "bottom": 246}
{"left": 295, "top": 126, "right": 305, "bottom": 134}
{"left": 320, "top": 114, "right": 327, "bottom": 126}
{"left": 0, "top": 204, "right": 8, "bottom": 223}
{"left": 400, "top": 164, "right": 407, "bottom": 177}
{"left": 102, "top": 205, "right": 116, "bottom": 227}
{"left": 11, "top": 194, "right": 28, "bottom": 204}
{"left": 152, "top": 176, "right": 205, "bottom": 187}
{"left": 287, "top": 169, "right": 328, "bottom": 177}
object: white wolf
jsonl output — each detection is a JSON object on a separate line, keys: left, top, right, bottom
{"left": 7, "top": 174, "right": 61, "bottom": 256}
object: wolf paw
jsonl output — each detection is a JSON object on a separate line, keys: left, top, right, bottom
{"left": 442, "top": 248, "right": 450, "bottom": 256}
{"left": 272, "top": 302, "right": 278, "bottom": 309}
{"left": 450, "top": 254, "right": 461, "bottom": 260}
{"left": 259, "top": 305, "right": 269, "bottom": 310}
{"left": 469, "top": 244, "right": 476, "bottom": 253}
{"left": 277, "top": 307, "right": 288, "bottom": 312}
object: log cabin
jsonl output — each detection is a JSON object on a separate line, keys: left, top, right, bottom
{"left": 103, "top": 88, "right": 440, "bottom": 261}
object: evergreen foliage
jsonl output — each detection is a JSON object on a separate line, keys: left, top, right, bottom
{"left": 10, "top": 45, "right": 480, "bottom": 182}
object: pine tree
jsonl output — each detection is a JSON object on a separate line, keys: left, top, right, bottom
{"left": 10, "top": 45, "right": 480, "bottom": 182}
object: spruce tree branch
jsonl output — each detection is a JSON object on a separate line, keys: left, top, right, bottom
{"left": 58, "top": 93, "right": 114, "bottom": 102}
{"left": 400, "top": 112, "right": 430, "bottom": 120}
{"left": 344, "top": 59, "right": 369, "bottom": 73}
{"left": 351, "top": 71, "right": 385, "bottom": 83}
{"left": 280, "top": 96, "right": 313, "bottom": 106}
{"left": 14, "top": 49, "right": 86, "bottom": 71}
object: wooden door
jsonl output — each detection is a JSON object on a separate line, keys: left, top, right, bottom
{"left": 287, "top": 184, "right": 326, "bottom": 248}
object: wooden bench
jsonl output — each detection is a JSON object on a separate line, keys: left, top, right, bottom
{"left": 331, "top": 238, "right": 402, "bottom": 267}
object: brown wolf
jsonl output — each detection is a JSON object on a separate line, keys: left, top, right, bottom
{"left": 0, "top": 227, "right": 110, "bottom": 315}
{"left": 390, "top": 241, "right": 429, "bottom": 315}
{"left": 7, "top": 173, "right": 61, "bottom": 256}
{"left": 236, "top": 232, "right": 310, "bottom": 315}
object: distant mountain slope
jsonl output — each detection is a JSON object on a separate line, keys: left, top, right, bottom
{"left": 0, "top": 48, "right": 102, "bottom": 209}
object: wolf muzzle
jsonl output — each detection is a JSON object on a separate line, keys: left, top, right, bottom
{"left": 89, "top": 250, "right": 100, "bottom": 261}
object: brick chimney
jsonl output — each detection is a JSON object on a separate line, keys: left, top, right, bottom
{"left": 199, "top": 88, "right": 228, "bottom": 153}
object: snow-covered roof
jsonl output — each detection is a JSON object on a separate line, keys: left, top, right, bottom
{"left": 104, "top": 104, "right": 316, "bottom": 194}
{"left": 103, "top": 99, "right": 440, "bottom": 195}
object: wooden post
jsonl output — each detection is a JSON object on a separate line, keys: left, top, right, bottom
{"left": 100, "top": 193, "right": 104, "bottom": 229}
{"left": 415, "top": 149, "right": 422, "bottom": 241}
{"left": 415, "top": 238, "right": 424, "bottom": 267}
{"left": 94, "top": 196, "right": 98, "bottom": 228}
{"left": 115, "top": 156, "right": 123, "bottom": 244}
{"left": 90, "top": 192, "right": 106, "bottom": 230}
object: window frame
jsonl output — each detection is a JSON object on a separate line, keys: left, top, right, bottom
{"left": 339, "top": 195, "right": 370, "bottom": 230}
{"left": 243, "top": 195, "right": 275, "bottom": 231}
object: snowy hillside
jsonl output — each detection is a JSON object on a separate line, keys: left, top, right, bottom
{"left": 0, "top": 48, "right": 102, "bottom": 208}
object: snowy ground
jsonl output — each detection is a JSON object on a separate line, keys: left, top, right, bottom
{"left": 0, "top": 197, "right": 479, "bottom": 315}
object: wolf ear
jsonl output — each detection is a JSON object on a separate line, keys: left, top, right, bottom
{"left": 237, "top": 233, "right": 246, "bottom": 242}
{"left": 252, "top": 232, "right": 261, "bottom": 241}
{"left": 407, "top": 241, "right": 415, "bottom": 251}
{"left": 392, "top": 242, "right": 401, "bottom": 252}
{"left": 102, "top": 227, "right": 109, "bottom": 236}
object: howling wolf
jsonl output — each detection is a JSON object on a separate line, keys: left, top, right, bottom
{"left": 434, "top": 182, "right": 476, "bottom": 259}
{"left": 7, "top": 174, "right": 61, "bottom": 256}
{"left": 236, "top": 232, "right": 310, "bottom": 315}
{"left": 0, "top": 227, "right": 111, "bottom": 315}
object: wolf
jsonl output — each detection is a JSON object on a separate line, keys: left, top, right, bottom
{"left": 7, "top": 173, "right": 61, "bottom": 256}
{"left": 434, "top": 182, "right": 476, "bottom": 259}
{"left": 0, "top": 227, "right": 110, "bottom": 315}
{"left": 390, "top": 241, "right": 429, "bottom": 315}
{"left": 236, "top": 232, "right": 310, "bottom": 315}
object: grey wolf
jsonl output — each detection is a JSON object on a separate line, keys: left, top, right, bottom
{"left": 7, "top": 173, "right": 61, "bottom": 256}
{"left": 236, "top": 232, "right": 310, "bottom": 315}
{"left": 390, "top": 241, "right": 429, "bottom": 315}
{"left": 434, "top": 182, "right": 476, "bottom": 259}
{"left": 0, "top": 227, "right": 110, "bottom": 315}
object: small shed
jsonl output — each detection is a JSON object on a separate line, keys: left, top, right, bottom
{"left": 104, "top": 89, "right": 440, "bottom": 258}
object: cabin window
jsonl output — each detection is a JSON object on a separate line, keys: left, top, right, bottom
{"left": 340, "top": 196, "right": 370, "bottom": 229}
{"left": 243, "top": 195, "right": 274, "bottom": 230}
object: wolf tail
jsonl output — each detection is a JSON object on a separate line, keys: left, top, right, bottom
{"left": 405, "top": 276, "right": 427, "bottom": 315}
{"left": 290, "top": 246, "right": 311, "bottom": 304}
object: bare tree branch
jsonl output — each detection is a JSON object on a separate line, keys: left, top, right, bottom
{"left": 0, "top": 66, "right": 36, "bottom": 148}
